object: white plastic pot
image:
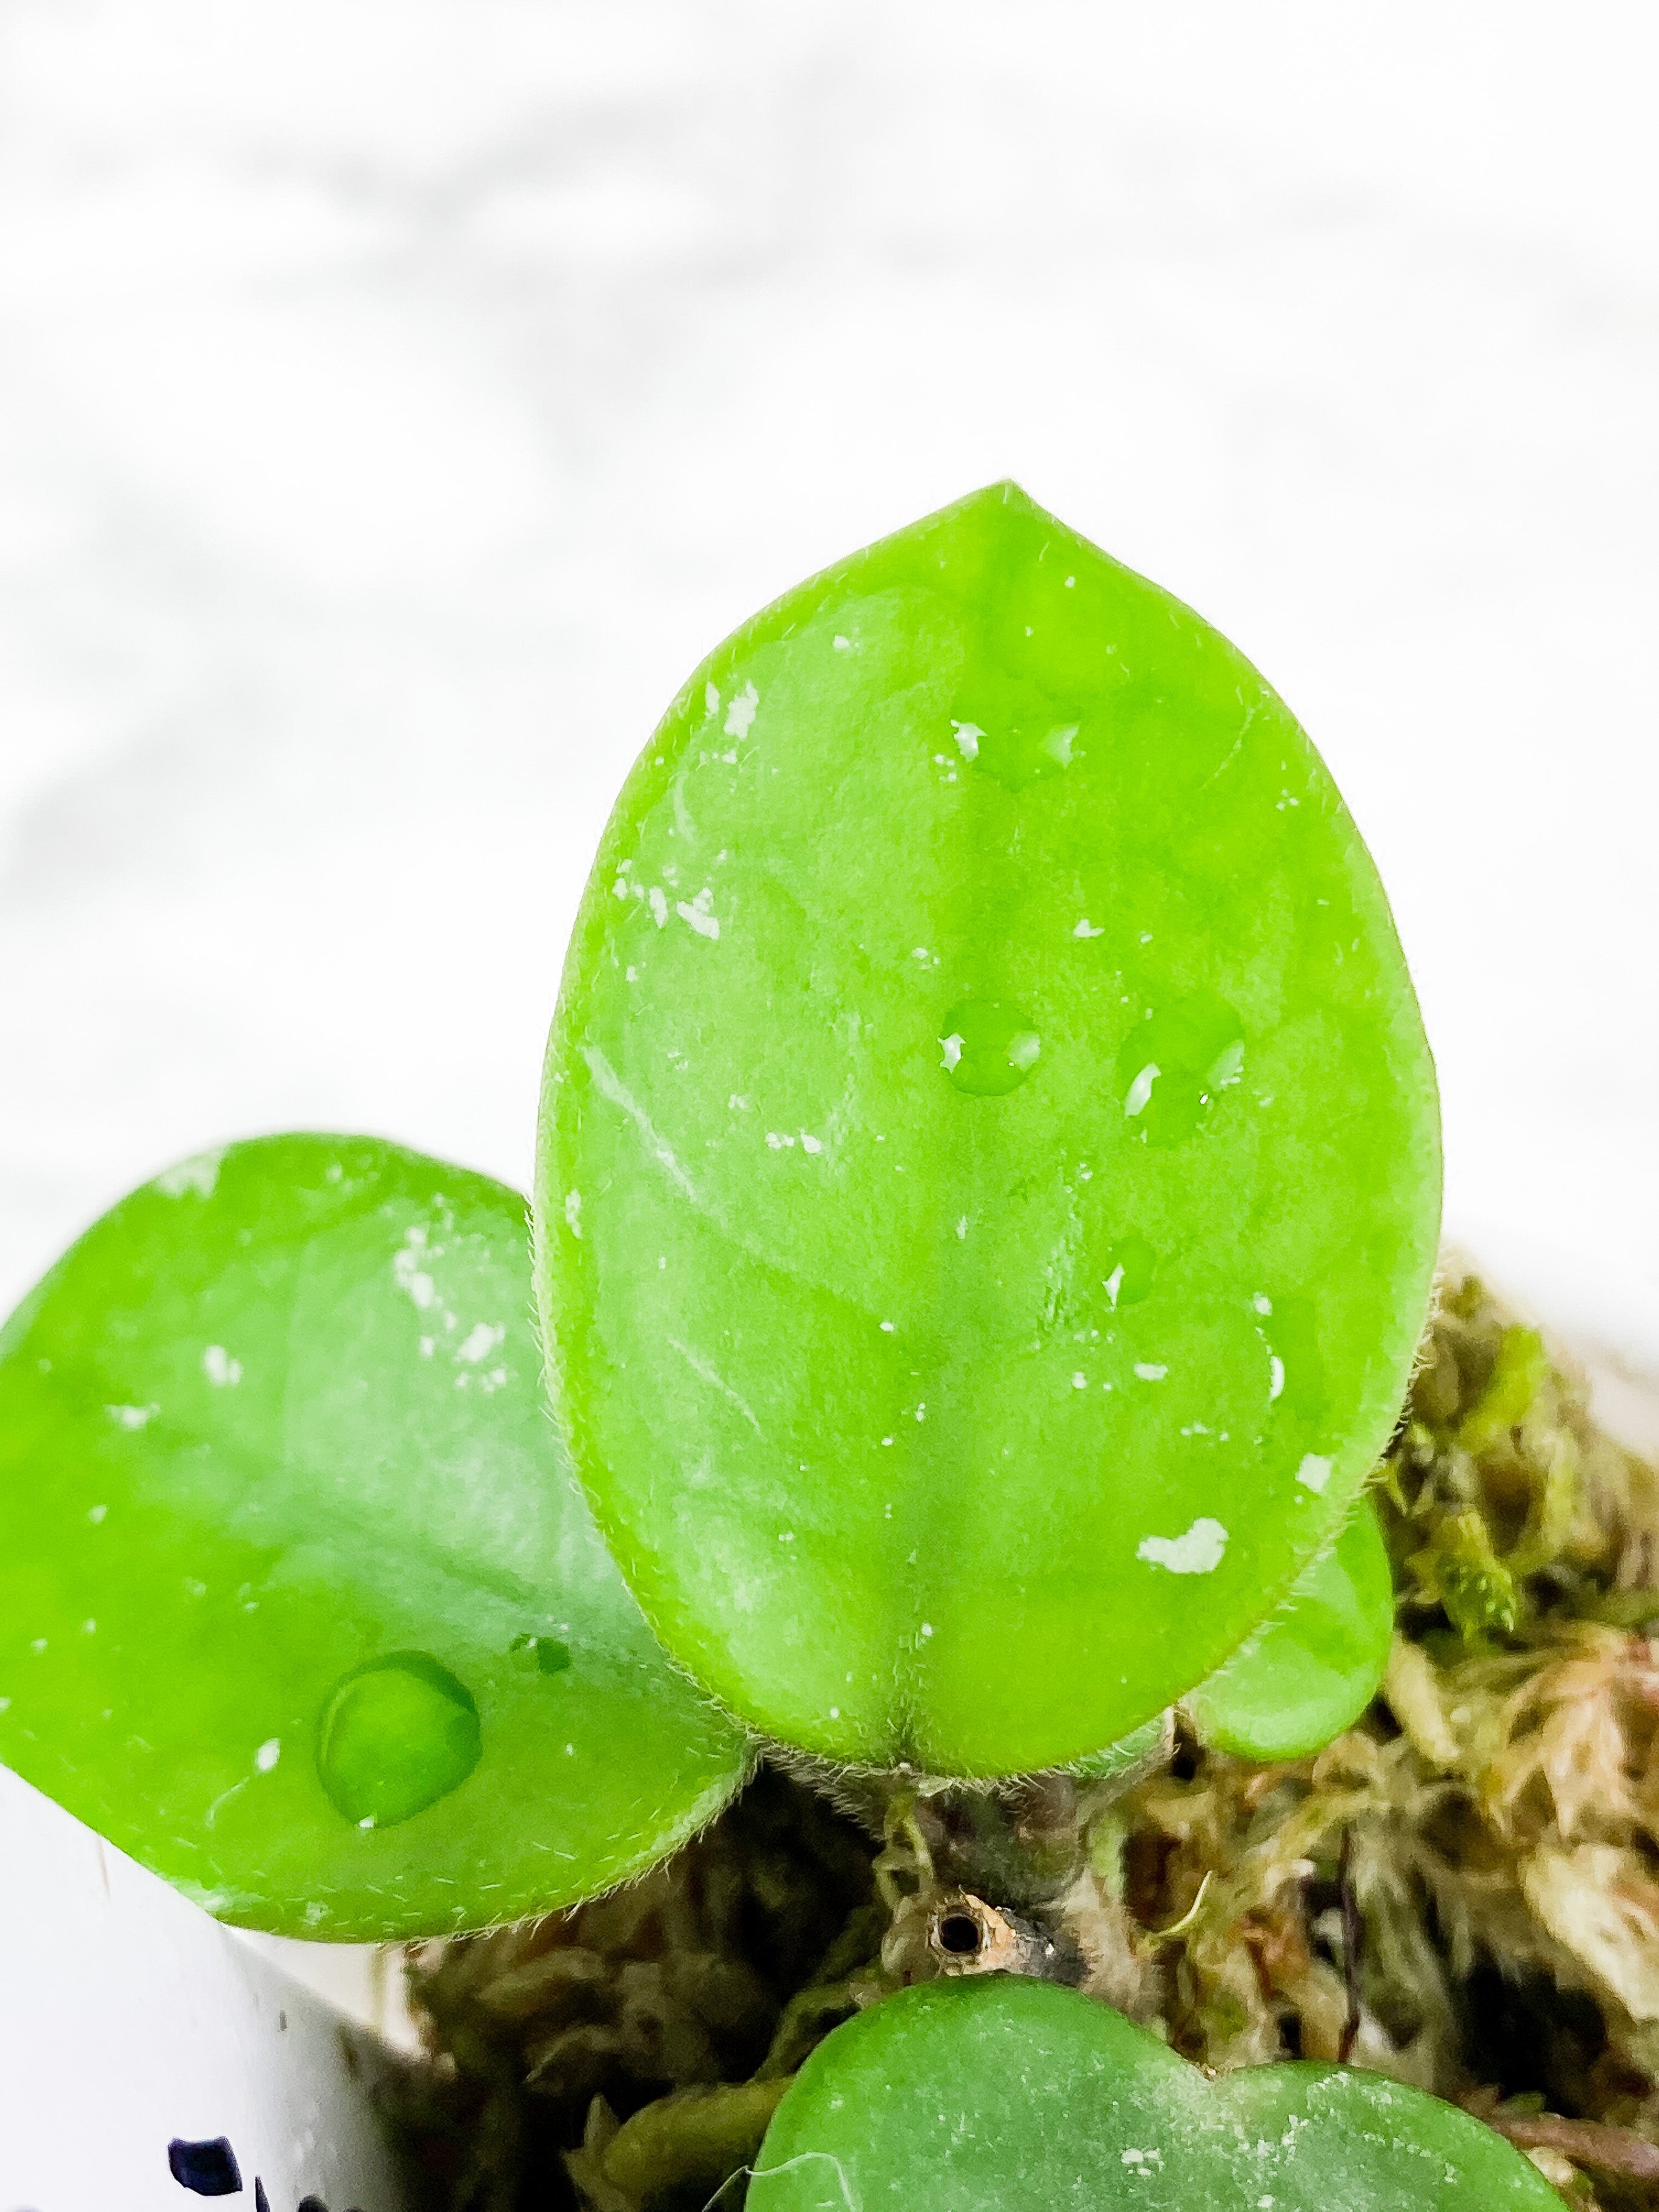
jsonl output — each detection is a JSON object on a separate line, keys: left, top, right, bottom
{"left": 0, "top": 1761, "right": 415, "bottom": 2212}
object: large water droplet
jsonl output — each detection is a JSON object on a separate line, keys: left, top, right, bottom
{"left": 316, "top": 1652, "right": 481, "bottom": 1829}
{"left": 1114, "top": 993, "right": 1244, "bottom": 1146}
{"left": 939, "top": 1000, "right": 1042, "bottom": 1096}
{"left": 1102, "top": 1235, "right": 1157, "bottom": 1309}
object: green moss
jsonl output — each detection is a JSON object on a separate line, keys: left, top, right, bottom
{"left": 1414, "top": 1510, "right": 1521, "bottom": 1642}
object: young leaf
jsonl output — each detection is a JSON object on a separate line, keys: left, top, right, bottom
{"left": 537, "top": 482, "right": 1440, "bottom": 1775}
{"left": 0, "top": 1135, "right": 750, "bottom": 1939}
{"left": 1185, "top": 1495, "right": 1394, "bottom": 1761}
{"left": 750, "top": 1976, "right": 1561, "bottom": 2209}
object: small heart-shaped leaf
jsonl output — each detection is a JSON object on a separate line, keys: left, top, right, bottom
{"left": 0, "top": 1135, "right": 750, "bottom": 1938}
{"left": 1185, "top": 1496, "right": 1394, "bottom": 1760}
{"left": 538, "top": 481, "right": 1440, "bottom": 1775}
{"left": 751, "top": 1977, "right": 1560, "bottom": 2209}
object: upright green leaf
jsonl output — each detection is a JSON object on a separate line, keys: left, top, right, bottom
{"left": 1185, "top": 1496, "right": 1394, "bottom": 1761}
{"left": 751, "top": 1978, "right": 1560, "bottom": 2210}
{"left": 0, "top": 1137, "right": 750, "bottom": 1939}
{"left": 537, "top": 482, "right": 1440, "bottom": 1775}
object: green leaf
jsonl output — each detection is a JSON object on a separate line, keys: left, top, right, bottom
{"left": 537, "top": 481, "right": 1440, "bottom": 1775}
{"left": 1185, "top": 1496, "right": 1394, "bottom": 1761}
{"left": 0, "top": 1135, "right": 750, "bottom": 1939}
{"left": 751, "top": 1976, "right": 1561, "bottom": 2210}
{"left": 1064, "top": 1711, "right": 1169, "bottom": 1782}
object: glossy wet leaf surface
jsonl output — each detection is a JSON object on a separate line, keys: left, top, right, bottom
{"left": 751, "top": 1978, "right": 1560, "bottom": 2210}
{"left": 0, "top": 1135, "right": 750, "bottom": 1938}
{"left": 539, "top": 482, "right": 1440, "bottom": 1775}
{"left": 1185, "top": 1496, "right": 1394, "bottom": 1761}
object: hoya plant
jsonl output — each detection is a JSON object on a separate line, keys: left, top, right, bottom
{"left": 0, "top": 487, "right": 1560, "bottom": 2207}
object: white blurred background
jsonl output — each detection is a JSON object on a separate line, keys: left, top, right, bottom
{"left": 2, "top": 1, "right": 1657, "bottom": 1328}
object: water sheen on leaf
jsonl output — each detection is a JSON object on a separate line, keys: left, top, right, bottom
{"left": 0, "top": 1135, "right": 749, "bottom": 1938}
{"left": 537, "top": 482, "right": 1440, "bottom": 1775}
{"left": 751, "top": 1978, "right": 1561, "bottom": 2210}
{"left": 1185, "top": 1496, "right": 1395, "bottom": 1761}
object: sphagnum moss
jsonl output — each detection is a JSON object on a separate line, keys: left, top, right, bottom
{"left": 402, "top": 1264, "right": 1659, "bottom": 2212}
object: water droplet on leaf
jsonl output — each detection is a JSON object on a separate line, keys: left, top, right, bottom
{"left": 939, "top": 1000, "right": 1042, "bottom": 1096}
{"left": 1102, "top": 1235, "right": 1156, "bottom": 1308}
{"left": 949, "top": 670, "right": 1083, "bottom": 790}
{"left": 1115, "top": 993, "right": 1245, "bottom": 1145}
{"left": 513, "top": 1632, "right": 573, "bottom": 1676}
{"left": 316, "top": 1652, "right": 481, "bottom": 1829}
